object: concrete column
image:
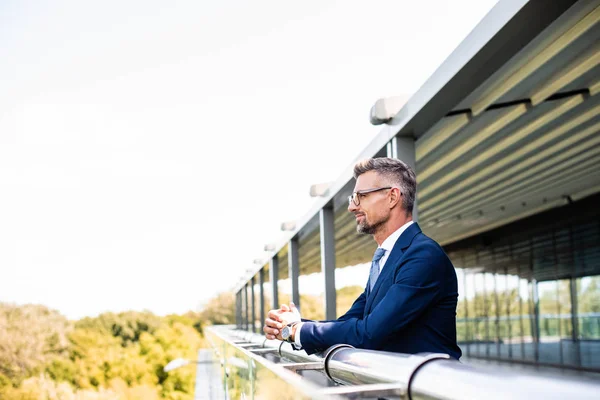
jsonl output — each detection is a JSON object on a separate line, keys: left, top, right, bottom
{"left": 288, "top": 238, "right": 300, "bottom": 308}
{"left": 235, "top": 292, "right": 241, "bottom": 329}
{"left": 388, "top": 136, "right": 418, "bottom": 222}
{"left": 251, "top": 276, "right": 256, "bottom": 333}
{"left": 259, "top": 267, "right": 265, "bottom": 328}
{"left": 237, "top": 290, "right": 242, "bottom": 329}
{"left": 269, "top": 256, "right": 279, "bottom": 309}
{"left": 243, "top": 284, "right": 249, "bottom": 331}
{"left": 320, "top": 207, "right": 336, "bottom": 320}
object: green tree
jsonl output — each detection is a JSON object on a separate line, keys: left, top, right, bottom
{"left": 198, "top": 292, "right": 235, "bottom": 325}
{"left": 0, "top": 303, "right": 71, "bottom": 387}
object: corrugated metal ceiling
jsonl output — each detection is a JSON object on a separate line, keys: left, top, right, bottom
{"left": 252, "top": 1, "right": 600, "bottom": 286}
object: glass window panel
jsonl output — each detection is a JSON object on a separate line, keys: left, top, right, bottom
{"left": 473, "top": 272, "right": 486, "bottom": 357}
{"left": 463, "top": 271, "right": 477, "bottom": 357}
{"left": 495, "top": 270, "right": 509, "bottom": 359}
{"left": 538, "top": 281, "right": 561, "bottom": 365}
{"left": 455, "top": 268, "right": 468, "bottom": 344}
{"left": 577, "top": 275, "right": 600, "bottom": 369}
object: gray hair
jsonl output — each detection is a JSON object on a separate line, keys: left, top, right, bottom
{"left": 353, "top": 157, "right": 416, "bottom": 214}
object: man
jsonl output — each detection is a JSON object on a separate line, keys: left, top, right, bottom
{"left": 263, "top": 157, "right": 461, "bottom": 359}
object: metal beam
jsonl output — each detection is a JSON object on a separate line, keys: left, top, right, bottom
{"left": 320, "top": 207, "right": 336, "bottom": 320}
{"left": 570, "top": 277, "right": 581, "bottom": 366}
{"left": 288, "top": 238, "right": 300, "bottom": 308}
{"left": 259, "top": 267, "right": 265, "bottom": 330}
{"left": 531, "top": 278, "right": 540, "bottom": 362}
{"left": 269, "top": 256, "right": 279, "bottom": 309}
{"left": 236, "top": 291, "right": 241, "bottom": 329}
{"left": 243, "top": 284, "right": 249, "bottom": 331}
{"left": 250, "top": 276, "right": 256, "bottom": 333}
{"left": 388, "top": 136, "right": 418, "bottom": 221}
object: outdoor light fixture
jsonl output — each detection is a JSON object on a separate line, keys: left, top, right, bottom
{"left": 264, "top": 243, "right": 276, "bottom": 252}
{"left": 164, "top": 357, "right": 220, "bottom": 373}
{"left": 309, "top": 182, "right": 332, "bottom": 197}
{"left": 164, "top": 358, "right": 192, "bottom": 372}
{"left": 369, "top": 96, "right": 408, "bottom": 125}
{"left": 280, "top": 221, "right": 296, "bottom": 231}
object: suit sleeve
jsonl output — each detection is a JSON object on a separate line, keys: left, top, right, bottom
{"left": 299, "top": 242, "right": 444, "bottom": 354}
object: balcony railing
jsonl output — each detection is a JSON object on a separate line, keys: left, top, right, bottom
{"left": 205, "top": 325, "right": 600, "bottom": 399}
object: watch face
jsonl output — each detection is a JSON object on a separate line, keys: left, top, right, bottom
{"left": 282, "top": 326, "right": 290, "bottom": 340}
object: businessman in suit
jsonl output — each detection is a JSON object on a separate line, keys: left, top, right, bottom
{"left": 263, "top": 157, "right": 461, "bottom": 359}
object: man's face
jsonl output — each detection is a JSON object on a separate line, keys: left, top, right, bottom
{"left": 348, "top": 171, "right": 391, "bottom": 235}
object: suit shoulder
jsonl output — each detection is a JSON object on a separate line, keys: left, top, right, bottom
{"left": 409, "top": 232, "right": 452, "bottom": 261}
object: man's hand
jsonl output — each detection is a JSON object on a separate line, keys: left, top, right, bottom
{"left": 263, "top": 303, "right": 300, "bottom": 340}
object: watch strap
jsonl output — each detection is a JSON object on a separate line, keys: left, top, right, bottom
{"left": 285, "top": 321, "right": 300, "bottom": 343}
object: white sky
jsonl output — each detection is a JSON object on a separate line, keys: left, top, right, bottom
{"left": 0, "top": 0, "right": 499, "bottom": 320}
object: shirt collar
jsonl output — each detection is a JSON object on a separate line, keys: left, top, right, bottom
{"left": 379, "top": 220, "right": 414, "bottom": 252}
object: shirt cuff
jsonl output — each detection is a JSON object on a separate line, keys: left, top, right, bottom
{"left": 293, "top": 322, "right": 303, "bottom": 348}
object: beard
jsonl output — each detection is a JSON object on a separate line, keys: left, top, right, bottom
{"left": 356, "top": 215, "right": 386, "bottom": 235}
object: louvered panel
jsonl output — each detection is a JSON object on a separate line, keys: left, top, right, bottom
{"left": 419, "top": 105, "right": 528, "bottom": 184}
{"left": 418, "top": 93, "right": 600, "bottom": 208}
{"left": 462, "top": 3, "right": 600, "bottom": 115}
{"left": 429, "top": 165, "right": 600, "bottom": 246}
{"left": 419, "top": 116, "right": 600, "bottom": 220}
{"left": 424, "top": 146, "right": 600, "bottom": 227}
{"left": 497, "top": 24, "right": 600, "bottom": 106}
{"left": 415, "top": 114, "right": 471, "bottom": 161}
{"left": 529, "top": 39, "right": 600, "bottom": 105}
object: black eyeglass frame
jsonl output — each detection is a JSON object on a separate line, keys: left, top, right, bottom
{"left": 348, "top": 186, "right": 396, "bottom": 206}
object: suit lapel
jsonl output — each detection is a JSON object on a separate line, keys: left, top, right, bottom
{"left": 364, "top": 223, "right": 422, "bottom": 315}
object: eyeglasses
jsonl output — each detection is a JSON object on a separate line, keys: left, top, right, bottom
{"left": 348, "top": 187, "right": 393, "bottom": 206}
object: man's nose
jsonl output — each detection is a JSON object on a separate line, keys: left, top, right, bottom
{"left": 348, "top": 201, "right": 358, "bottom": 212}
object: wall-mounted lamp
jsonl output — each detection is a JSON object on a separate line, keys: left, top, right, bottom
{"left": 309, "top": 182, "right": 332, "bottom": 197}
{"left": 263, "top": 243, "right": 276, "bottom": 252}
{"left": 369, "top": 96, "right": 409, "bottom": 125}
{"left": 280, "top": 221, "right": 296, "bottom": 231}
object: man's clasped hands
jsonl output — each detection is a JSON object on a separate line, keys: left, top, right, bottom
{"left": 263, "top": 302, "right": 301, "bottom": 341}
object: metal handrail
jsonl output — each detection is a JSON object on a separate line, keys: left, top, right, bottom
{"left": 216, "top": 327, "right": 600, "bottom": 399}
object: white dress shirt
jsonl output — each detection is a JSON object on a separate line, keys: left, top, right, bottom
{"left": 293, "top": 220, "right": 414, "bottom": 348}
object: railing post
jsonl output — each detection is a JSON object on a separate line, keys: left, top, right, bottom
{"left": 288, "top": 238, "right": 300, "bottom": 308}
{"left": 320, "top": 207, "right": 336, "bottom": 320}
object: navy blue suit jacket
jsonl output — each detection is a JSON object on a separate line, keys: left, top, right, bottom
{"left": 299, "top": 222, "right": 462, "bottom": 359}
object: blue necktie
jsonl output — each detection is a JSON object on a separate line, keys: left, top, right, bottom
{"left": 369, "top": 247, "right": 387, "bottom": 292}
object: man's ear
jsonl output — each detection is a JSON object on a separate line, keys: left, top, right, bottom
{"left": 389, "top": 187, "right": 401, "bottom": 208}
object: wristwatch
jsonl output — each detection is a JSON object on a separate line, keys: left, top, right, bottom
{"left": 281, "top": 321, "right": 299, "bottom": 343}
